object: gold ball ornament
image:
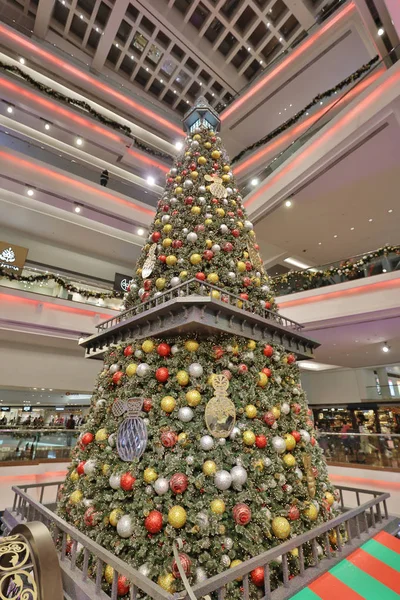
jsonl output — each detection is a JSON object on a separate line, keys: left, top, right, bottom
{"left": 236, "top": 300, "right": 243, "bottom": 308}
{"left": 141, "top": 340, "right": 154, "bottom": 353}
{"left": 104, "top": 564, "right": 114, "bottom": 584}
{"left": 254, "top": 459, "right": 264, "bottom": 471}
{"left": 168, "top": 506, "right": 187, "bottom": 528}
{"left": 243, "top": 430, "right": 256, "bottom": 446}
{"left": 237, "top": 221, "right": 243, "bottom": 229}
{"left": 179, "top": 270, "right": 188, "bottom": 279}
{"left": 193, "top": 134, "right": 201, "bottom": 141}
{"left": 156, "top": 278, "right": 166, "bottom": 290}
{"left": 191, "top": 206, "right": 201, "bottom": 215}
{"left": 210, "top": 499, "right": 226, "bottom": 514}
{"left": 109, "top": 508, "right": 123, "bottom": 527}
{"left": 186, "top": 389, "right": 201, "bottom": 407}
{"left": 163, "top": 224, "right": 172, "bottom": 234}
{"left": 291, "top": 548, "right": 299, "bottom": 558}
{"left": 284, "top": 434, "right": 296, "bottom": 451}
{"left": 245, "top": 404, "right": 257, "bottom": 419}
{"left": 324, "top": 492, "right": 335, "bottom": 506}
{"left": 204, "top": 141, "right": 212, "bottom": 149}
{"left": 216, "top": 208, "right": 225, "bottom": 217}
{"left": 237, "top": 261, "right": 246, "bottom": 272}
{"left": 191, "top": 170, "right": 199, "bottom": 179}
{"left": 258, "top": 372, "right": 268, "bottom": 388}
{"left": 207, "top": 273, "right": 219, "bottom": 284}
{"left": 223, "top": 165, "right": 230, "bottom": 172}
{"left": 125, "top": 363, "right": 137, "bottom": 377}
{"left": 230, "top": 560, "right": 243, "bottom": 581}
{"left": 136, "top": 267, "right": 142, "bottom": 276}
{"left": 95, "top": 428, "right": 108, "bottom": 442}
{"left": 70, "top": 470, "right": 79, "bottom": 482}
{"left": 175, "top": 187, "right": 183, "bottom": 195}
{"left": 304, "top": 502, "right": 319, "bottom": 521}
{"left": 158, "top": 573, "right": 175, "bottom": 593}
{"left": 185, "top": 340, "right": 199, "bottom": 352}
{"left": 203, "top": 460, "right": 217, "bottom": 476}
{"left": 70, "top": 490, "right": 83, "bottom": 505}
{"left": 204, "top": 218, "right": 213, "bottom": 226}
{"left": 143, "top": 468, "right": 158, "bottom": 483}
{"left": 175, "top": 175, "right": 182, "bottom": 183}
{"left": 247, "top": 340, "right": 256, "bottom": 350}
{"left": 283, "top": 453, "right": 296, "bottom": 467}
{"left": 166, "top": 255, "right": 177, "bottom": 266}
{"left": 178, "top": 432, "right": 189, "bottom": 446}
{"left": 161, "top": 395, "right": 176, "bottom": 413}
{"left": 190, "top": 253, "right": 202, "bottom": 265}
{"left": 271, "top": 406, "right": 281, "bottom": 419}
{"left": 222, "top": 174, "right": 230, "bottom": 183}
{"left": 176, "top": 370, "right": 189, "bottom": 386}
{"left": 272, "top": 517, "right": 291, "bottom": 540}
{"left": 206, "top": 239, "right": 213, "bottom": 248}
{"left": 102, "top": 464, "right": 110, "bottom": 476}
{"left": 211, "top": 149, "right": 221, "bottom": 160}
{"left": 210, "top": 290, "right": 220, "bottom": 299}
{"left": 162, "top": 238, "right": 172, "bottom": 248}
{"left": 197, "top": 156, "right": 207, "bottom": 165}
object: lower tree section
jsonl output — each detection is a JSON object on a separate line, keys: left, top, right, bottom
{"left": 57, "top": 335, "right": 339, "bottom": 598}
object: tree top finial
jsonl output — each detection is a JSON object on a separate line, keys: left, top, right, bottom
{"left": 183, "top": 96, "right": 221, "bottom": 133}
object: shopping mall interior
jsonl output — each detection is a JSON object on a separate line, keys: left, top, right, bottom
{"left": 0, "top": 0, "right": 399, "bottom": 597}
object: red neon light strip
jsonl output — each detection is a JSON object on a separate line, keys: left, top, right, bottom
{"left": 308, "top": 572, "right": 364, "bottom": 600}
{"left": 245, "top": 68, "right": 400, "bottom": 208}
{"left": 233, "top": 69, "right": 383, "bottom": 176}
{"left": 346, "top": 549, "right": 400, "bottom": 594}
{"left": 0, "top": 150, "right": 155, "bottom": 216}
{"left": 0, "top": 470, "right": 67, "bottom": 482}
{"left": 278, "top": 277, "right": 400, "bottom": 309}
{"left": 222, "top": 3, "right": 356, "bottom": 121}
{"left": 0, "top": 24, "right": 182, "bottom": 136}
{"left": 374, "top": 532, "right": 400, "bottom": 554}
{"left": 0, "top": 292, "right": 112, "bottom": 318}
{"left": 329, "top": 474, "right": 400, "bottom": 491}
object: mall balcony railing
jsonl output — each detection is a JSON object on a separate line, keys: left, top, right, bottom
{"left": 365, "top": 384, "right": 400, "bottom": 401}
{"left": 271, "top": 245, "right": 400, "bottom": 296}
{"left": 0, "top": 428, "right": 78, "bottom": 464}
{"left": 317, "top": 432, "right": 400, "bottom": 471}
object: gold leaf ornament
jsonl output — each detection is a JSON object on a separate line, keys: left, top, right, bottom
{"left": 142, "top": 243, "right": 157, "bottom": 279}
{"left": 303, "top": 454, "right": 316, "bottom": 498}
{"left": 209, "top": 182, "right": 228, "bottom": 199}
{"left": 246, "top": 241, "right": 264, "bottom": 274}
{"left": 205, "top": 374, "right": 236, "bottom": 438}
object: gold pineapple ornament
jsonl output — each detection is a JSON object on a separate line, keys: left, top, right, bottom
{"left": 303, "top": 454, "right": 316, "bottom": 498}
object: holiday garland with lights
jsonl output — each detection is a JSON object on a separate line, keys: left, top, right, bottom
{"left": 57, "top": 98, "right": 340, "bottom": 599}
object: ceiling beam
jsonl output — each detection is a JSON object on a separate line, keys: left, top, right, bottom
{"left": 91, "top": 0, "right": 130, "bottom": 72}
{"left": 33, "top": 0, "right": 56, "bottom": 38}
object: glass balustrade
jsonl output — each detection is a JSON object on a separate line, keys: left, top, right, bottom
{"left": 318, "top": 432, "right": 400, "bottom": 470}
{"left": 0, "top": 429, "right": 78, "bottom": 463}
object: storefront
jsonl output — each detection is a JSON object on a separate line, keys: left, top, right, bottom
{"left": 313, "top": 402, "right": 400, "bottom": 434}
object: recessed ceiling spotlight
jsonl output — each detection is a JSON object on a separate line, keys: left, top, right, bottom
{"left": 247, "top": 47, "right": 251, "bottom": 51}
{"left": 350, "top": 227, "right": 355, "bottom": 230}
{"left": 259, "top": 60, "right": 263, "bottom": 65}
{"left": 137, "top": 228, "right": 144, "bottom": 235}
{"left": 175, "top": 141, "right": 183, "bottom": 150}
{"left": 284, "top": 200, "right": 292, "bottom": 207}
{"left": 74, "top": 204, "right": 81, "bottom": 213}
{"left": 147, "top": 176, "right": 155, "bottom": 186}
{"left": 382, "top": 268, "right": 387, "bottom": 273}
{"left": 80, "top": 13, "right": 83, "bottom": 18}
{"left": 76, "top": 137, "right": 83, "bottom": 146}
{"left": 333, "top": 234, "right": 338, "bottom": 238}
{"left": 279, "top": 37, "right": 283, "bottom": 42}
{"left": 382, "top": 342, "right": 390, "bottom": 352}
{"left": 318, "top": 242, "right": 322, "bottom": 245}
{"left": 131, "top": 55, "right": 134, "bottom": 59}
{"left": 388, "top": 209, "right": 393, "bottom": 213}
{"left": 115, "top": 43, "right": 119, "bottom": 48}
{"left": 7, "top": 106, "right": 13, "bottom": 114}
{"left": 27, "top": 188, "right": 34, "bottom": 196}
{"left": 378, "top": 27, "right": 384, "bottom": 36}
{"left": 44, "top": 123, "right": 50, "bottom": 130}
{"left": 250, "top": 178, "right": 259, "bottom": 186}
{"left": 19, "top": 57, "right": 25, "bottom": 64}
{"left": 368, "top": 218, "right": 373, "bottom": 222}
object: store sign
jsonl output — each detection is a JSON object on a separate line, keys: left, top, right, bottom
{"left": 0, "top": 241, "right": 29, "bottom": 275}
{"left": 23, "top": 406, "right": 32, "bottom": 412}
{"left": 114, "top": 272, "right": 133, "bottom": 293}
{"left": 0, "top": 407, "right": 10, "bottom": 412}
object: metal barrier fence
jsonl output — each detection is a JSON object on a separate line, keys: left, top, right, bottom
{"left": 5, "top": 482, "right": 391, "bottom": 600}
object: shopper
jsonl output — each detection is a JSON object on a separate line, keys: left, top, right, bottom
{"left": 100, "top": 169, "right": 109, "bottom": 187}
{"left": 65, "top": 414, "right": 75, "bottom": 430}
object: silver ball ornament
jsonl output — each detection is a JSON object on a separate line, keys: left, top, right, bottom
{"left": 198, "top": 185, "right": 206, "bottom": 193}
{"left": 224, "top": 537, "right": 233, "bottom": 550}
{"left": 284, "top": 484, "right": 293, "bottom": 494}
{"left": 196, "top": 567, "right": 207, "bottom": 583}
{"left": 300, "top": 429, "right": 311, "bottom": 443}
{"left": 221, "top": 555, "right": 231, "bottom": 567}
{"left": 83, "top": 459, "right": 96, "bottom": 476}
{"left": 145, "top": 485, "right": 153, "bottom": 495}
{"left": 138, "top": 288, "right": 144, "bottom": 297}
{"left": 109, "top": 473, "right": 121, "bottom": 489}
{"left": 183, "top": 179, "right": 193, "bottom": 189}
{"left": 187, "top": 232, "right": 198, "bottom": 243}
{"left": 95, "top": 399, "right": 106, "bottom": 410}
{"left": 218, "top": 438, "right": 226, "bottom": 445}
{"left": 244, "top": 220, "right": 253, "bottom": 230}
{"left": 170, "top": 168, "right": 177, "bottom": 176}
{"left": 200, "top": 435, "right": 214, "bottom": 451}
{"left": 281, "top": 402, "right": 290, "bottom": 415}
{"left": 196, "top": 512, "right": 209, "bottom": 528}
{"left": 214, "top": 470, "right": 232, "bottom": 491}
{"left": 170, "top": 197, "right": 178, "bottom": 205}
{"left": 264, "top": 457, "right": 272, "bottom": 467}
{"left": 170, "top": 277, "right": 181, "bottom": 287}
{"left": 109, "top": 363, "right": 121, "bottom": 374}
{"left": 229, "top": 426, "right": 240, "bottom": 440}
{"left": 136, "top": 363, "right": 150, "bottom": 378}
{"left": 182, "top": 228, "right": 189, "bottom": 235}
{"left": 191, "top": 140, "right": 199, "bottom": 148}
{"left": 139, "top": 563, "right": 150, "bottom": 577}
{"left": 186, "top": 455, "right": 194, "bottom": 465}
{"left": 161, "top": 215, "right": 170, "bottom": 223}
{"left": 171, "top": 345, "right": 179, "bottom": 355}
{"left": 83, "top": 498, "right": 93, "bottom": 507}
{"left": 198, "top": 196, "right": 206, "bottom": 204}
{"left": 225, "top": 187, "right": 233, "bottom": 195}
{"left": 228, "top": 271, "right": 236, "bottom": 280}
{"left": 211, "top": 244, "right": 221, "bottom": 254}
{"left": 272, "top": 436, "right": 286, "bottom": 454}
{"left": 230, "top": 465, "right": 247, "bottom": 489}
{"left": 189, "top": 362, "right": 203, "bottom": 377}
{"left": 116, "top": 515, "right": 133, "bottom": 538}
{"left": 295, "top": 468, "right": 303, "bottom": 480}
{"left": 220, "top": 224, "right": 228, "bottom": 233}
{"left": 153, "top": 477, "right": 169, "bottom": 495}
{"left": 178, "top": 407, "right": 194, "bottom": 422}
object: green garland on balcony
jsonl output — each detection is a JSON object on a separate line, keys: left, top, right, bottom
{"left": 0, "top": 61, "right": 173, "bottom": 163}
{"left": 272, "top": 244, "right": 400, "bottom": 293}
{"left": 0, "top": 269, "right": 124, "bottom": 300}
{"left": 231, "top": 55, "right": 380, "bottom": 164}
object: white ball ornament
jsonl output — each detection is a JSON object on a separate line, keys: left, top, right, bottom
{"left": 196, "top": 567, "right": 207, "bottom": 583}
{"left": 183, "top": 179, "right": 193, "bottom": 189}
{"left": 136, "top": 363, "right": 150, "bottom": 378}
{"left": 116, "top": 515, "right": 133, "bottom": 538}
{"left": 221, "top": 555, "right": 231, "bottom": 567}
{"left": 196, "top": 512, "right": 209, "bottom": 528}
{"left": 220, "top": 224, "right": 228, "bottom": 233}
{"left": 138, "top": 288, "right": 144, "bottom": 297}
{"left": 230, "top": 466, "right": 247, "bottom": 489}
{"left": 83, "top": 498, "right": 93, "bottom": 507}
{"left": 229, "top": 426, "right": 240, "bottom": 440}
{"left": 153, "top": 477, "right": 169, "bottom": 495}
{"left": 161, "top": 215, "right": 170, "bottom": 223}
{"left": 170, "top": 168, "right": 177, "bottom": 176}
{"left": 139, "top": 563, "right": 150, "bottom": 577}
{"left": 198, "top": 196, "right": 206, "bottom": 204}
{"left": 109, "top": 473, "right": 121, "bottom": 489}
{"left": 189, "top": 362, "right": 203, "bottom": 378}
{"left": 191, "top": 140, "right": 199, "bottom": 148}
{"left": 215, "top": 470, "right": 232, "bottom": 491}
{"left": 200, "top": 435, "right": 214, "bottom": 451}
{"left": 295, "top": 468, "right": 303, "bottom": 480}
{"left": 300, "top": 429, "right": 311, "bottom": 443}
{"left": 171, "top": 345, "right": 179, "bottom": 355}
{"left": 226, "top": 187, "right": 233, "bottom": 195}
{"left": 219, "top": 438, "right": 226, "bottom": 446}
{"left": 281, "top": 402, "right": 290, "bottom": 415}
{"left": 109, "top": 363, "right": 121, "bottom": 374}
{"left": 178, "top": 407, "right": 194, "bottom": 422}
{"left": 228, "top": 272, "right": 236, "bottom": 280}
{"left": 244, "top": 220, "right": 253, "bottom": 231}
{"left": 170, "top": 277, "right": 181, "bottom": 287}
{"left": 272, "top": 436, "right": 286, "bottom": 454}
{"left": 199, "top": 185, "right": 206, "bottom": 194}
{"left": 187, "top": 232, "right": 198, "bottom": 243}
{"left": 170, "top": 197, "right": 178, "bottom": 205}
{"left": 186, "top": 455, "right": 194, "bottom": 465}
{"left": 83, "top": 460, "right": 96, "bottom": 476}
{"left": 95, "top": 399, "right": 106, "bottom": 410}
{"left": 224, "top": 537, "right": 233, "bottom": 550}
{"left": 182, "top": 228, "right": 189, "bottom": 235}
{"left": 211, "top": 244, "right": 221, "bottom": 254}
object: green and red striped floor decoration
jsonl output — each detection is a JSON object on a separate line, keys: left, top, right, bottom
{"left": 291, "top": 531, "right": 400, "bottom": 599}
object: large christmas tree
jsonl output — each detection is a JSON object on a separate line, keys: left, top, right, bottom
{"left": 58, "top": 98, "right": 339, "bottom": 599}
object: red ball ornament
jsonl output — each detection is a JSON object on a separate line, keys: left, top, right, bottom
{"left": 251, "top": 567, "right": 264, "bottom": 587}
{"left": 196, "top": 272, "right": 206, "bottom": 281}
{"left": 223, "top": 242, "right": 233, "bottom": 252}
{"left": 291, "top": 430, "right": 301, "bottom": 443}
{"left": 214, "top": 346, "right": 224, "bottom": 359}
{"left": 233, "top": 503, "right": 251, "bottom": 525}
{"left": 157, "top": 342, "right": 171, "bottom": 357}
{"left": 124, "top": 345, "right": 133, "bottom": 357}
{"left": 237, "top": 209, "right": 243, "bottom": 217}
{"left": 84, "top": 506, "right": 97, "bottom": 527}
{"left": 189, "top": 163, "right": 196, "bottom": 171}
{"left": 182, "top": 169, "right": 188, "bottom": 176}
{"left": 288, "top": 505, "right": 300, "bottom": 521}
{"left": 195, "top": 224, "right": 205, "bottom": 233}
{"left": 77, "top": 461, "right": 86, "bottom": 475}
{"left": 172, "top": 239, "right": 183, "bottom": 249}
{"left": 81, "top": 432, "right": 94, "bottom": 446}
{"left": 245, "top": 261, "right": 252, "bottom": 271}
{"left": 231, "top": 229, "right": 240, "bottom": 238}
{"left": 159, "top": 255, "right": 167, "bottom": 263}
{"left": 265, "top": 301, "right": 272, "bottom": 310}
{"left": 172, "top": 553, "right": 192, "bottom": 579}
{"left": 312, "top": 466, "right": 319, "bottom": 478}
{"left": 156, "top": 367, "right": 169, "bottom": 382}
{"left": 143, "top": 398, "right": 152, "bottom": 412}
{"left": 203, "top": 250, "right": 214, "bottom": 261}
{"left": 255, "top": 435, "right": 267, "bottom": 449}
{"left": 161, "top": 430, "right": 178, "bottom": 448}
{"left": 240, "top": 293, "right": 249, "bottom": 300}
{"left": 211, "top": 136, "right": 216, "bottom": 142}
{"left": 238, "top": 363, "right": 248, "bottom": 374}
{"left": 117, "top": 575, "right": 130, "bottom": 597}
{"left": 243, "top": 277, "right": 251, "bottom": 287}
{"left": 170, "top": 473, "right": 188, "bottom": 494}
{"left": 287, "top": 353, "right": 296, "bottom": 365}
{"left": 307, "top": 408, "right": 313, "bottom": 417}
{"left": 254, "top": 243, "right": 260, "bottom": 250}
{"left": 311, "top": 437, "right": 316, "bottom": 446}
{"left": 120, "top": 472, "right": 136, "bottom": 491}
{"left": 263, "top": 345, "right": 273, "bottom": 357}
{"left": 263, "top": 411, "right": 275, "bottom": 426}
{"left": 292, "top": 403, "right": 301, "bottom": 415}
{"left": 112, "top": 371, "right": 124, "bottom": 385}
{"left": 143, "top": 279, "right": 152, "bottom": 291}
{"left": 262, "top": 367, "right": 272, "bottom": 377}
{"left": 222, "top": 369, "right": 232, "bottom": 380}
{"left": 211, "top": 198, "right": 219, "bottom": 205}
{"left": 162, "top": 204, "right": 169, "bottom": 212}
{"left": 145, "top": 510, "right": 163, "bottom": 534}
{"left": 167, "top": 177, "right": 174, "bottom": 184}
{"left": 184, "top": 196, "right": 193, "bottom": 205}
{"left": 152, "top": 232, "right": 161, "bottom": 243}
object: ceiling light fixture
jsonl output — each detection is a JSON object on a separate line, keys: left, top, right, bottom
{"left": 350, "top": 227, "right": 355, "bottom": 230}
{"left": 378, "top": 27, "right": 384, "bottom": 36}
{"left": 44, "top": 123, "right": 50, "bottom": 130}
{"left": 147, "top": 176, "right": 155, "bottom": 186}
{"left": 250, "top": 178, "right": 259, "bottom": 186}
{"left": 76, "top": 137, "right": 83, "bottom": 146}
{"left": 388, "top": 209, "right": 393, "bottom": 213}
{"left": 284, "top": 199, "right": 292, "bottom": 207}
{"left": 284, "top": 257, "right": 312, "bottom": 269}
{"left": 382, "top": 342, "right": 390, "bottom": 352}
{"left": 19, "top": 57, "right": 25, "bottom": 64}
{"left": 368, "top": 218, "right": 373, "bottom": 222}
{"left": 334, "top": 234, "right": 338, "bottom": 238}
{"left": 175, "top": 141, "right": 183, "bottom": 150}
{"left": 27, "top": 188, "right": 34, "bottom": 196}
{"left": 74, "top": 204, "right": 82, "bottom": 213}
{"left": 318, "top": 242, "right": 322, "bottom": 245}
{"left": 6, "top": 106, "right": 13, "bottom": 114}
{"left": 137, "top": 228, "right": 144, "bottom": 235}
